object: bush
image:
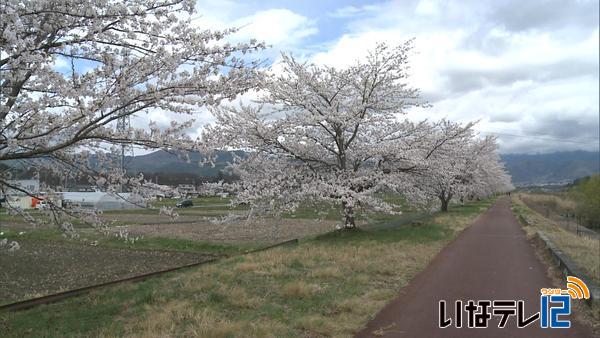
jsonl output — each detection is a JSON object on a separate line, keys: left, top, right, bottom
{"left": 570, "top": 174, "right": 600, "bottom": 228}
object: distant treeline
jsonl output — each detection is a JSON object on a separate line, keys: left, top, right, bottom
{"left": 137, "top": 170, "right": 238, "bottom": 186}
{"left": 1, "top": 162, "right": 238, "bottom": 189}
{"left": 570, "top": 174, "right": 600, "bottom": 228}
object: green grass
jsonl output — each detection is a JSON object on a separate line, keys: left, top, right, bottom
{"left": 149, "top": 196, "right": 233, "bottom": 208}
{"left": 0, "top": 197, "right": 495, "bottom": 337}
{"left": 0, "top": 278, "right": 165, "bottom": 336}
{"left": 0, "top": 211, "right": 44, "bottom": 223}
{"left": 315, "top": 219, "right": 451, "bottom": 245}
{"left": 1, "top": 194, "right": 413, "bottom": 226}
{"left": 0, "top": 228, "right": 62, "bottom": 241}
{"left": 282, "top": 193, "right": 410, "bottom": 221}
{"left": 97, "top": 235, "right": 258, "bottom": 256}
{"left": 0, "top": 228, "right": 255, "bottom": 256}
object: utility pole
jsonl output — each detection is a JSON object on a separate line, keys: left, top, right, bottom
{"left": 116, "top": 115, "right": 133, "bottom": 192}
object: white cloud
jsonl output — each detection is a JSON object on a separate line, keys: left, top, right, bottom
{"left": 232, "top": 9, "right": 318, "bottom": 47}
{"left": 328, "top": 4, "right": 382, "bottom": 18}
{"left": 131, "top": 5, "right": 318, "bottom": 148}
{"left": 308, "top": 1, "right": 599, "bottom": 153}
{"left": 415, "top": 0, "right": 442, "bottom": 17}
{"left": 137, "top": 1, "right": 598, "bottom": 155}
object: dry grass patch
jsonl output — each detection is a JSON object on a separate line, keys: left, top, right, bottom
{"left": 227, "top": 285, "right": 262, "bottom": 309}
{"left": 521, "top": 193, "right": 576, "bottom": 214}
{"left": 310, "top": 266, "right": 343, "bottom": 279}
{"left": 135, "top": 300, "right": 194, "bottom": 336}
{"left": 281, "top": 281, "right": 320, "bottom": 299}
{"left": 513, "top": 194, "right": 600, "bottom": 285}
{"left": 139, "top": 307, "right": 285, "bottom": 338}
{"left": 234, "top": 261, "right": 260, "bottom": 272}
{"left": 295, "top": 314, "right": 339, "bottom": 336}
{"left": 336, "top": 298, "right": 367, "bottom": 313}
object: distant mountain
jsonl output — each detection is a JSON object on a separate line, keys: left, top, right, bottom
{"left": 501, "top": 151, "right": 599, "bottom": 186}
{"left": 126, "top": 150, "right": 599, "bottom": 186}
{"left": 4, "top": 149, "right": 598, "bottom": 187}
{"left": 124, "top": 150, "right": 244, "bottom": 177}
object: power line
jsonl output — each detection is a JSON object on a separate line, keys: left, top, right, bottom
{"left": 478, "top": 130, "right": 598, "bottom": 145}
{"left": 480, "top": 127, "right": 598, "bottom": 142}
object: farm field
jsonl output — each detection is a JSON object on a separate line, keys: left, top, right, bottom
{"left": 0, "top": 238, "right": 215, "bottom": 305}
{"left": 0, "top": 198, "right": 494, "bottom": 337}
{"left": 0, "top": 195, "right": 413, "bottom": 306}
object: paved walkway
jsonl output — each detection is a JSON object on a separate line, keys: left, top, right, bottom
{"left": 356, "top": 197, "right": 594, "bottom": 337}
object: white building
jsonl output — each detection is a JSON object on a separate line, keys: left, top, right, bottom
{"left": 3, "top": 195, "right": 33, "bottom": 209}
{"left": 0, "top": 179, "right": 41, "bottom": 209}
{"left": 62, "top": 192, "right": 146, "bottom": 211}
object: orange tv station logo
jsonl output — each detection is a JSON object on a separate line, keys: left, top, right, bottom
{"left": 540, "top": 276, "right": 590, "bottom": 300}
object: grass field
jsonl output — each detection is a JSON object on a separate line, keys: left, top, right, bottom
{"left": 519, "top": 192, "right": 576, "bottom": 218}
{"left": 512, "top": 194, "right": 600, "bottom": 285}
{"left": 0, "top": 239, "right": 215, "bottom": 305}
{"left": 0, "top": 195, "right": 412, "bottom": 306}
{"left": 0, "top": 194, "right": 411, "bottom": 226}
{"left": 0, "top": 198, "right": 495, "bottom": 337}
{"left": 0, "top": 227, "right": 258, "bottom": 305}
{"left": 0, "top": 194, "right": 416, "bottom": 304}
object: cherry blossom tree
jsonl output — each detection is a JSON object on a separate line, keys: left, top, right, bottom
{"left": 406, "top": 133, "right": 513, "bottom": 212}
{"left": 202, "top": 42, "right": 475, "bottom": 229}
{"left": 0, "top": 0, "right": 263, "bottom": 235}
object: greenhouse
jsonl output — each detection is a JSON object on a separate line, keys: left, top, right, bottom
{"left": 61, "top": 192, "right": 145, "bottom": 211}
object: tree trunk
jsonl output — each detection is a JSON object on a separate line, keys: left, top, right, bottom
{"left": 440, "top": 198, "right": 449, "bottom": 212}
{"left": 342, "top": 202, "right": 356, "bottom": 229}
{"left": 439, "top": 193, "right": 452, "bottom": 212}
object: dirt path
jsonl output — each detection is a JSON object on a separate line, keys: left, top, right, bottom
{"left": 356, "top": 197, "right": 594, "bottom": 337}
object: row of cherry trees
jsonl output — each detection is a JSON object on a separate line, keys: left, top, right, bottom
{"left": 1, "top": 0, "right": 512, "bottom": 233}
{"left": 405, "top": 132, "right": 513, "bottom": 213}
{"left": 201, "top": 44, "right": 513, "bottom": 228}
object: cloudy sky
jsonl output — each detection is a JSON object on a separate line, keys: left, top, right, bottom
{"left": 157, "top": 0, "right": 600, "bottom": 154}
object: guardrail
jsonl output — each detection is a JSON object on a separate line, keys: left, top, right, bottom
{"left": 533, "top": 231, "right": 599, "bottom": 309}
{"left": 514, "top": 207, "right": 599, "bottom": 309}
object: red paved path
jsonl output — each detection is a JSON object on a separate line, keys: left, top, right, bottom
{"left": 356, "top": 197, "right": 595, "bottom": 337}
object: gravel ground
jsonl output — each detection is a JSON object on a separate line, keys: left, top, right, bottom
{"left": 0, "top": 239, "right": 213, "bottom": 305}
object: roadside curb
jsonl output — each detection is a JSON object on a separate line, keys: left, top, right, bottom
{"left": 514, "top": 202, "right": 599, "bottom": 309}
{"left": 533, "top": 230, "right": 600, "bottom": 309}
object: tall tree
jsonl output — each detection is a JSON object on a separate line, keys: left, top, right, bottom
{"left": 570, "top": 174, "right": 600, "bottom": 228}
{"left": 202, "top": 42, "right": 473, "bottom": 229}
{"left": 0, "top": 0, "right": 262, "bottom": 230}
{"left": 406, "top": 134, "right": 513, "bottom": 212}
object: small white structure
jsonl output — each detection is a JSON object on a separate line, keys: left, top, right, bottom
{"left": 0, "top": 179, "right": 41, "bottom": 209}
{"left": 3, "top": 195, "right": 33, "bottom": 209}
{"left": 62, "top": 192, "right": 146, "bottom": 211}
{"left": 177, "top": 184, "right": 198, "bottom": 197}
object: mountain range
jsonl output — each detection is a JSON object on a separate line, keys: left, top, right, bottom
{"left": 124, "top": 150, "right": 242, "bottom": 177}
{"left": 124, "top": 150, "right": 599, "bottom": 186}
{"left": 500, "top": 151, "right": 599, "bottom": 186}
